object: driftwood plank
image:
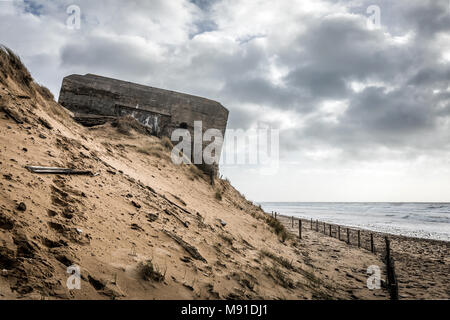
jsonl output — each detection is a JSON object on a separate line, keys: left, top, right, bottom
{"left": 25, "top": 166, "right": 93, "bottom": 175}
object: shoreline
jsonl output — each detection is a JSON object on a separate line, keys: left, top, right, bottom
{"left": 259, "top": 202, "right": 450, "bottom": 242}
{"left": 277, "top": 213, "right": 450, "bottom": 245}
{"left": 275, "top": 213, "right": 449, "bottom": 300}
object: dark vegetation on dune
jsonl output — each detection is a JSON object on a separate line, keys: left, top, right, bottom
{"left": 0, "top": 45, "right": 53, "bottom": 100}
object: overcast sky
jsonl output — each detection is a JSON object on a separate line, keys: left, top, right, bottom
{"left": 1, "top": 0, "right": 449, "bottom": 202}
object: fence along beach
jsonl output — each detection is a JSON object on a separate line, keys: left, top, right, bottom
{"left": 269, "top": 211, "right": 449, "bottom": 300}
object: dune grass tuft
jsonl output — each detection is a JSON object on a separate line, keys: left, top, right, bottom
{"left": 0, "top": 45, "right": 33, "bottom": 89}
{"left": 189, "top": 164, "right": 204, "bottom": 180}
{"left": 138, "top": 260, "right": 166, "bottom": 282}
{"left": 161, "top": 136, "right": 173, "bottom": 151}
{"left": 37, "top": 84, "right": 54, "bottom": 101}
{"left": 264, "top": 216, "right": 290, "bottom": 242}
{"left": 215, "top": 189, "right": 223, "bottom": 201}
{"left": 263, "top": 265, "right": 295, "bottom": 289}
{"left": 112, "top": 116, "right": 151, "bottom": 136}
{"left": 260, "top": 249, "right": 294, "bottom": 270}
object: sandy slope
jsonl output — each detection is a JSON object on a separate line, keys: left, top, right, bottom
{"left": 0, "top": 48, "right": 393, "bottom": 300}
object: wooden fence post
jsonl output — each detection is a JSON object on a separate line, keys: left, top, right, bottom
{"left": 210, "top": 170, "right": 215, "bottom": 186}
{"left": 370, "top": 234, "right": 374, "bottom": 253}
{"left": 310, "top": 218, "right": 313, "bottom": 230}
{"left": 347, "top": 228, "right": 350, "bottom": 244}
{"left": 338, "top": 226, "right": 341, "bottom": 240}
{"left": 298, "top": 220, "right": 302, "bottom": 239}
{"left": 385, "top": 237, "right": 399, "bottom": 300}
{"left": 358, "top": 230, "right": 361, "bottom": 248}
{"left": 316, "top": 220, "right": 319, "bottom": 232}
{"left": 275, "top": 212, "right": 277, "bottom": 219}
{"left": 385, "top": 237, "right": 390, "bottom": 255}
{"left": 329, "top": 224, "right": 332, "bottom": 237}
{"left": 292, "top": 216, "right": 294, "bottom": 228}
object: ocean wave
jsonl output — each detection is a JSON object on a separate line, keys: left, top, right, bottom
{"left": 260, "top": 202, "right": 450, "bottom": 241}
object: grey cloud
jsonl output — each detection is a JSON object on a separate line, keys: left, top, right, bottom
{"left": 341, "top": 87, "right": 435, "bottom": 135}
{"left": 286, "top": 67, "right": 350, "bottom": 101}
{"left": 60, "top": 37, "right": 159, "bottom": 80}
{"left": 288, "top": 86, "right": 444, "bottom": 156}
{"left": 222, "top": 77, "right": 298, "bottom": 110}
{"left": 22, "top": 0, "right": 45, "bottom": 16}
{"left": 189, "top": 0, "right": 219, "bottom": 11}
{"left": 190, "top": 19, "right": 218, "bottom": 38}
{"left": 283, "top": 15, "right": 414, "bottom": 92}
{"left": 237, "top": 34, "right": 267, "bottom": 45}
{"left": 226, "top": 106, "right": 257, "bottom": 130}
{"left": 408, "top": 65, "right": 450, "bottom": 89}
{"left": 2, "top": 0, "right": 449, "bottom": 164}
{"left": 389, "top": 0, "right": 450, "bottom": 38}
{"left": 330, "top": 0, "right": 449, "bottom": 38}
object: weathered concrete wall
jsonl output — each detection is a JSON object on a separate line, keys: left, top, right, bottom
{"left": 58, "top": 74, "right": 229, "bottom": 170}
{"left": 114, "top": 104, "right": 172, "bottom": 137}
{"left": 59, "top": 74, "right": 228, "bottom": 133}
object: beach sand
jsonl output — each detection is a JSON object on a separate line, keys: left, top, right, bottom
{"left": 277, "top": 215, "right": 449, "bottom": 300}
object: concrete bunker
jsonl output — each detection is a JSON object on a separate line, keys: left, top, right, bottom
{"left": 58, "top": 74, "right": 229, "bottom": 172}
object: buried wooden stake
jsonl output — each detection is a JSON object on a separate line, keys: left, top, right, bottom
{"left": 209, "top": 170, "right": 215, "bottom": 186}
{"left": 292, "top": 216, "right": 294, "bottom": 228}
{"left": 358, "top": 230, "right": 361, "bottom": 248}
{"left": 298, "top": 220, "right": 302, "bottom": 239}
{"left": 316, "top": 220, "right": 319, "bottom": 232}
{"left": 385, "top": 237, "right": 399, "bottom": 300}
{"left": 310, "top": 218, "right": 313, "bottom": 230}
{"left": 370, "top": 233, "right": 375, "bottom": 253}
{"left": 329, "top": 224, "right": 332, "bottom": 237}
{"left": 347, "top": 228, "right": 350, "bottom": 244}
{"left": 338, "top": 226, "right": 341, "bottom": 240}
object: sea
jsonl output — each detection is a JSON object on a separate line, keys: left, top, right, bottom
{"left": 259, "top": 202, "right": 450, "bottom": 242}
